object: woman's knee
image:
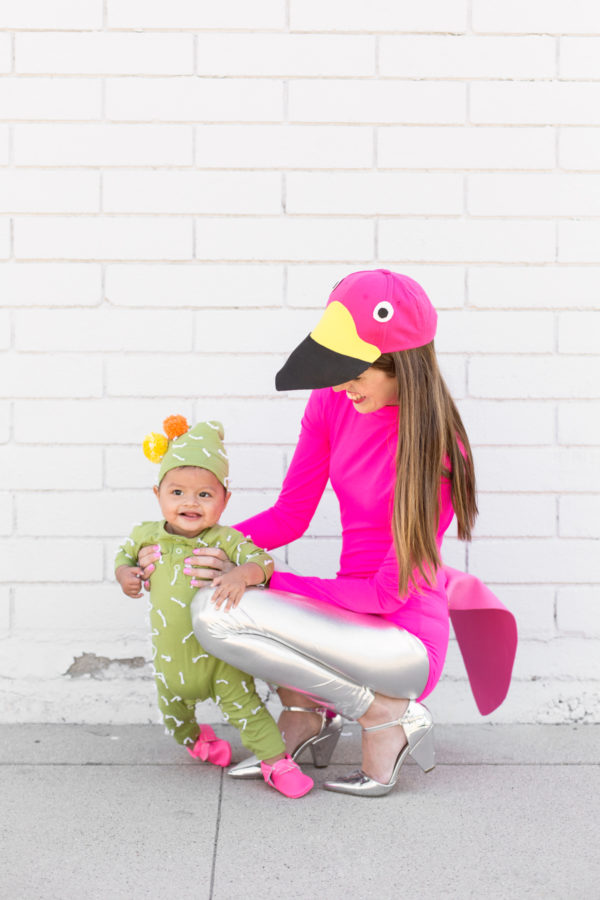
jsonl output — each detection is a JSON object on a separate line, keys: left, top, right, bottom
{"left": 190, "top": 584, "right": 251, "bottom": 651}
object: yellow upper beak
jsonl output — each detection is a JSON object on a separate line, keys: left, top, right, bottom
{"left": 310, "top": 301, "right": 380, "bottom": 364}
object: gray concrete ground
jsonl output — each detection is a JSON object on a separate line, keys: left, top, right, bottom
{"left": 1, "top": 723, "right": 598, "bottom": 900}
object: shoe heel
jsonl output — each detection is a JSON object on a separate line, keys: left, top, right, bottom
{"left": 408, "top": 727, "right": 435, "bottom": 773}
{"left": 310, "top": 728, "right": 340, "bottom": 768}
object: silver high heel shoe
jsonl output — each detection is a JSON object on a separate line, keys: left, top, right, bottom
{"left": 323, "top": 700, "right": 434, "bottom": 797}
{"left": 227, "top": 706, "right": 343, "bottom": 779}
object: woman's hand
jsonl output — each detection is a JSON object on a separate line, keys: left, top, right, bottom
{"left": 137, "top": 544, "right": 161, "bottom": 591}
{"left": 183, "top": 547, "right": 236, "bottom": 587}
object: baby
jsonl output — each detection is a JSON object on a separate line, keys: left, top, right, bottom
{"left": 115, "top": 415, "right": 312, "bottom": 798}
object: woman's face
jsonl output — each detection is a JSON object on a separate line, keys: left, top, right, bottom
{"left": 332, "top": 366, "right": 398, "bottom": 414}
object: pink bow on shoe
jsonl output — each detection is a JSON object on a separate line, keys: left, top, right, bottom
{"left": 260, "top": 754, "right": 314, "bottom": 798}
{"left": 187, "top": 724, "right": 232, "bottom": 767}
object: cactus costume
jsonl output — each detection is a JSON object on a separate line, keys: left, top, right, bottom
{"left": 115, "top": 417, "right": 285, "bottom": 760}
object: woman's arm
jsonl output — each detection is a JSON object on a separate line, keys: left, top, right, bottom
{"left": 269, "top": 541, "right": 410, "bottom": 615}
{"left": 270, "top": 546, "right": 440, "bottom": 616}
{"left": 234, "top": 391, "right": 331, "bottom": 551}
{"left": 270, "top": 473, "right": 455, "bottom": 614}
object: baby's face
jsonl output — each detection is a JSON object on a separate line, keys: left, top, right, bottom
{"left": 154, "top": 467, "right": 231, "bottom": 537}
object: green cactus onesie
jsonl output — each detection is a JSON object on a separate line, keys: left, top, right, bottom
{"left": 115, "top": 520, "right": 285, "bottom": 760}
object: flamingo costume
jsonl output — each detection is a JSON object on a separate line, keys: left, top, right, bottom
{"left": 261, "top": 269, "right": 517, "bottom": 714}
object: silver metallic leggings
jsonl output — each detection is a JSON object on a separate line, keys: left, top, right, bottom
{"left": 191, "top": 586, "right": 429, "bottom": 721}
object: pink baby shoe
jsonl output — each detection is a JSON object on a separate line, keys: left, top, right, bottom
{"left": 260, "top": 754, "right": 314, "bottom": 798}
{"left": 187, "top": 724, "right": 232, "bottom": 767}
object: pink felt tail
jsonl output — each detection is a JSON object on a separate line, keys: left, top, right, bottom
{"left": 444, "top": 566, "right": 518, "bottom": 716}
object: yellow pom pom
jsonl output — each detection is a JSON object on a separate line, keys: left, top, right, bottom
{"left": 143, "top": 432, "right": 169, "bottom": 463}
{"left": 163, "top": 415, "right": 189, "bottom": 441}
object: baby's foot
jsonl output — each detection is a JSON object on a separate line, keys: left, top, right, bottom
{"left": 261, "top": 755, "right": 313, "bottom": 798}
{"left": 187, "top": 724, "right": 231, "bottom": 767}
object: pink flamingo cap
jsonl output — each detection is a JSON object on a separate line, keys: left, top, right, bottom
{"left": 276, "top": 269, "right": 437, "bottom": 391}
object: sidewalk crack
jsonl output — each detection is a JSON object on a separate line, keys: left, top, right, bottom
{"left": 209, "top": 768, "right": 224, "bottom": 899}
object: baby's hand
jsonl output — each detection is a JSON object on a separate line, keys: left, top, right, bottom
{"left": 210, "top": 570, "right": 247, "bottom": 612}
{"left": 116, "top": 565, "right": 144, "bottom": 599}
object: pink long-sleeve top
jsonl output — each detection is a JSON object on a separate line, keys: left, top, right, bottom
{"left": 235, "top": 387, "right": 455, "bottom": 699}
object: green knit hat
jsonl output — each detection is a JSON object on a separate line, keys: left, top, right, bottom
{"left": 143, "top": 415, "right": 229, "bottom": 488}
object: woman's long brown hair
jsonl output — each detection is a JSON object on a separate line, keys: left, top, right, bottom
{"left": 371, "top": 343, "right": 477, "bottom": 596}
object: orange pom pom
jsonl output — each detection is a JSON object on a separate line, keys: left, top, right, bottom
{"left": 163, "top": 415, "right": 189, "bottom": 441}
{"left": 143, "top": 432, "right": 169, "bottom": 464}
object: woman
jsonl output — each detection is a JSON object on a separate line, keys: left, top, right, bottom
{"left": 139, "top": 269, "right": 517, "bottom": 796}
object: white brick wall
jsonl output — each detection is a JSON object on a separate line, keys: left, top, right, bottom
{"left": 106, "top": 1, "right": 287, "bottom": 31}
{"left": 15, "top": 217, "right": 194, "bottom": 260}
{"left": 0, "top": 1, "right": 103, "bottom": 30}
{"left": 471, "top": 1, "right": 600, "bottom": 34}
{"left": 0, "top": 78, "right": 103, "bottom": 120}
{"left": 106, "top": 78, "right": 284, "bottom": 122}
{"left": 16, "top": 33, "right": 195, "bottom": 75}
{"left": 289, "top": 1, "right": 467, "bottom": 32}
{"left": 15, "top": 124, "right": 193, "bottom": 166}
{"left": 379, "top": 35, "right": 555, "bottom": 79}
{"left": 1, "top": 6, "right": 599, "bottom": 727}
{"left": 378, "top": 126, "right": 556, "bottom": 170}
{"left": 289, "top": 80, "right": 466, "bottom": 123}
{"left": 196, "top": 124, "right": 373, "bottom": 169}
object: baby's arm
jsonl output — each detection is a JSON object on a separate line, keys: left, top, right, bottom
{"left": 116, "top": 565, "right": 144, "bottom": 599}
{"left": 211, "top": 562, "right": 265, "bottom": 611}
{"left": 209, "top": 528, "right": 274, "bottom": 611}
{"left": 115, "top": 524, "right": 152, "bottom": 599}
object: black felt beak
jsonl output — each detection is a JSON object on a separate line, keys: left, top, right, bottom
{"left": 275, "top": 335, "right": 371, "bottom": 391}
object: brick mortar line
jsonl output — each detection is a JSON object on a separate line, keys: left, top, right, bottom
{"left": 5, "top": 118, "right": 599, "bottom": 126}
{"left": 208, "top": 770, "right": 224, "bottom": 900}
{"left": 1, "top": 74, "right": 585, "bottom": 81}
{"left": 4, "top": 28, "right": 600, "bottom": 36}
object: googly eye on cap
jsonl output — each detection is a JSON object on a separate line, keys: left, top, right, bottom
{"left": 373, "top": 300, "right": 394, "bottom": 322}
{"left": 275, "top": 269, "right": 437, "bottom": 391}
